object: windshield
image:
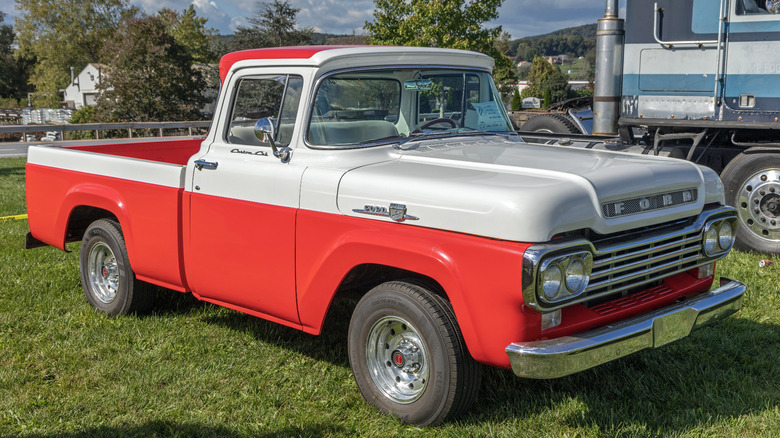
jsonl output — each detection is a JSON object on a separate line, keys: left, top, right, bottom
{"left": 307, "top": 68, "right": 514, "bottom": 147}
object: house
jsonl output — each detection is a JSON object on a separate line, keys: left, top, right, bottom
{"left": 62, "top": 64, "right": 110, "bottom": 110}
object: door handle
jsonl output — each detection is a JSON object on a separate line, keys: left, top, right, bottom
{"left": 194, "top": 159, "right": 218, "bottom": 170}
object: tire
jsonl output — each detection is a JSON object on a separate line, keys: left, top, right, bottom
{"left": 79, "top": 219, "right": 154, "bottom": 316}
{"left": 348, "top": 281, "right": 481, "bottom": 426}
{"left": 520, "top": 114, "right": 581, "bottom": 134}
{"left": 720, "top": 153, "right": 780, "bottom": 255}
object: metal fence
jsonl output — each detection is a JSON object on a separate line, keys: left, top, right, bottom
{"left": 0, "top": 120, "right": 212, "bottom": 142}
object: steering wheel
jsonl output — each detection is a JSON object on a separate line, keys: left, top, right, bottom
{"left": 417, "top": 118, "right": 458, "bottom": 131}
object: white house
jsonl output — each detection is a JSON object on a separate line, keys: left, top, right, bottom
{"left": 62, "top": 64, "right": 110, "bottom": 109}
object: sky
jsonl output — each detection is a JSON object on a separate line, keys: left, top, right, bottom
{"left": 1, "top": 0, "right": 626, "bottom": 40}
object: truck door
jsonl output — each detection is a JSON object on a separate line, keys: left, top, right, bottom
{"left": 623, "top": 0, "right": 725, "bottom": 120}
{"left": 722, "top": 0, "right": 780, "bottom": 122}
{"left": 186, "top": 72, "right": 306, "bottom": 324}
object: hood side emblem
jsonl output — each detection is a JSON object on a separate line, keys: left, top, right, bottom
{"left": 353, "top": 203, "right": 419, "bottom": 222}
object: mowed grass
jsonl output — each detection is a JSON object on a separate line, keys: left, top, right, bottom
{"left": 0, "top": 156, "right": 778, "bottom": 437}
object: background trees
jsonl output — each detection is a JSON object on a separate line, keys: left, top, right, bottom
{"left": 0, "top": 11, "right": 32, "bottom": 106}
{"left": 231, "top": 0, "right": 313, "bottom": 51}
{"left": 14, "top": 0, "right": 133, "bottom": 107}
{"left": 365, "top": 0, "right": 516, "bottom": 101}
{"left": 95, "top": 16, "right": 207, "bottom": 122}
{"left": 519, "top": 56, "right": 570, "bottom": 106}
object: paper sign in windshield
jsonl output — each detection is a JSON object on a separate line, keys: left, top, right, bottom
{"left": 471, "top": 101, "right": 508, "bottom": 131}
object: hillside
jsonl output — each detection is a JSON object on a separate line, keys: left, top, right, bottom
{"left": 509, "top": 23, "right": 597, "bottom": 61}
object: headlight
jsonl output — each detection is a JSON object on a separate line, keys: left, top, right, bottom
{"left": 542, "top": 265, "right": 562, "bottom": 300}
{"left": 538, "top": 251, "right": 592, "bottom": 305}
{"left": 565, "top": 258, "right": 588, "bottom": 294}
{"left": 703, "top": 219, "right": 737, "bottom": 256}
{"left": 704, "top": 225, "right": 718, "bottom": 255}
{"left": 718, "top": 221, "right": 734, "bottom": 251}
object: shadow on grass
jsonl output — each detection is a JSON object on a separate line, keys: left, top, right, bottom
{"left": 201, "top": 300, "right": 778, "bottom": 432}
{"left": 200, "top": 295, "right": 357, "bottom": 369}
{"left": 464, "top": 317, "right": 779, "bottom": 433}
{"left": 0, "top": 162, "right": 25, "bottom": 177}
{"left": 17, "top": 420, "right": 348, "bottom": 438}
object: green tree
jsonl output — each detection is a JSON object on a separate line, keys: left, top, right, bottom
{"left": 365, "top": 0, "right": 515, "bottom": 100}
{"left": 520, "top": 56, "right": 570, "bottom": 104}
{"left": 14, "top": 0, "right": 133, "bottom": 107}
{"left": 157, "top": 5, "right": 217, "bottom": 64}
{"left": 0, "top": 11, "right": 33, "bottom": 104}
{"left": 95, "top": 16, "right": 206, "bottom": 122}
{"left": 232, "top": 0, "right": 313, "bottom": 50}
{"left": 511, "top": 87, "right": 521, "bottom": 111}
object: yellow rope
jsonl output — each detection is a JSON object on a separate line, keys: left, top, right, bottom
{"left": 0, "top": 214, "right": 28, "bottom": 222}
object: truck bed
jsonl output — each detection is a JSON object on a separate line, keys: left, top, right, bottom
{"left": 26, "top": 137, "right": 204, "bottom": 292}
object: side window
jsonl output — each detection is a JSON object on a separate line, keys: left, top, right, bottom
{"left": 227, "top": 75, "right": 303, "bottom": 146}
{"left": 737, "top": 0, "right": 772, "bottom": 15}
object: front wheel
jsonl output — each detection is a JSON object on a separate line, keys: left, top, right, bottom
{"left": 721, "top": 153, "right": 780, "bottom": 255}
{"left": 348, "top": 281, "right": 481, "bottom": 426}
{"left": 79, "top": 219, "right": 154, "bottom": 316}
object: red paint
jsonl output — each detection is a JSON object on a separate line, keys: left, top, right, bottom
{"left": 294, "top": 209, "right": 535, "bottom": 368}
{"left": 218, "top": 46, "right": 356, "bottom": 83}
{"left": 541, "top": 271, "right": 713, "bottom": 340}
{"left": 26, "top": 163, "right": 188, "bottom": 292}
{"left": 67, "top": 138, "right": 203, "bottom": 165}
{"left": 184, "top": 192, "right": 299, "bottom": 323}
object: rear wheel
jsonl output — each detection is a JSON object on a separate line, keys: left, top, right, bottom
{"left": 347, "top": 281, "right": 481, "bottom": 426}
{"left": 79, "top": 219, "right": 154, "bottom": 316}
{"left": 520, "top": 114, "right": 581, "bottom": 134}
{"left": 721, "top": 153, "right": 780, "bottom": 255}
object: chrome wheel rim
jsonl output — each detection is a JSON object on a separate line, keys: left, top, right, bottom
{"left": 366, "top": 316, "right": 430, "bottom": 404}
{"left": 87, "top": 242, "right": 119, "bottom": 304}
{"left": 737, "top": 168, "right": 780, "bottom": 242}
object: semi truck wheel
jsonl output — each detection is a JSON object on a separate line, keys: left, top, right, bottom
{"left": 520, "top": 114, "right": 581, "bottom": 134}
{"left": 721, "top": 153, "right": 780, "bottom": 255}
{"left": 347, "top": 281, "right": 481, "bottom": 426}
{"left": 79, "top": 219, "right": 154, "bottom": 316}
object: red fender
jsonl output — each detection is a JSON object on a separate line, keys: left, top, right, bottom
{"left": 295, "top": 210, "right": 538, "bottom": 368}
{"left": 26, "top": 164, "right": 187, "bottom": 291}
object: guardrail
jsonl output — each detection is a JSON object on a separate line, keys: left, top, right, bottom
{"left": 0, "top": 120, "right": 212, "bottom": 141}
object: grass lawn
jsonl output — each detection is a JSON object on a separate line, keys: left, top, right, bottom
{"left": 0, "top": 156, "right": 778, "bottom": 437}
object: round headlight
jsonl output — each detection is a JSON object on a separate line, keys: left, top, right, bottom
{"left": 565, "top": 258, "right": 587, "bottom": 294}
{"left": 718, "top": 221, "right": 734, "bottom": 251}
{"left": 704, "top": 225, "right": 718, "bottom": 255}
{"left": 541, "top": 265, "right": 562, "bottom": 301}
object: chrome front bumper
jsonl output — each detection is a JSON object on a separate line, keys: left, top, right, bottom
{"left": 506, "top": 278, "right": 746, "bottom": 379}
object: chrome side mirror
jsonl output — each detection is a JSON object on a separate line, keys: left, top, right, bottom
{"left": 254, "top": 117, "right": 290, "bottom": 163}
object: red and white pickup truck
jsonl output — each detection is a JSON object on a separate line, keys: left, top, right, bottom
{"left": 26, "top": 46, "right": 746, "bottom": 426}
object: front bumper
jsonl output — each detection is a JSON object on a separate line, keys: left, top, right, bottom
{"left": 506, "top": 278, "right": 746, "bottom": 379}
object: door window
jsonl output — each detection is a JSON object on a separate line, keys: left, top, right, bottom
{"left": 227, "top": 75, "right": 303, "bottom": 146}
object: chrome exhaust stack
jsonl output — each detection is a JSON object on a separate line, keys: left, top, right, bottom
{"left": 593, "top": 0, "right": 625, "bottom": 136}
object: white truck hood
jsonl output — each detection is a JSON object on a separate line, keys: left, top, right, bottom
{"left": 336, "top": 135, "right": 724, "bottom": 242}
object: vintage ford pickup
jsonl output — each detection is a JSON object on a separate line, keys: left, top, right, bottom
{"left": 25, "top": 46, "right": 746, "bottom": 426}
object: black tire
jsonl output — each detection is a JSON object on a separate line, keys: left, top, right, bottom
{"left": 79, "top": 219, "right": 154, "bottom": 316}
{"left": 348, "top": 281, "right": 481, "bottom": 426}
{"left": 720, "top": 153, "right": 780, "bottom": 255}
{"left": 520, "top": 114, "right": 581, "bottom": 134}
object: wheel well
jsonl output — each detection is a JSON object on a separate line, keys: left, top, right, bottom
{"left": 66, "top": 206, "right": 118, "bottom": 243}
{"left": 335, "top": 264, "right": 446, "bottom": 299}
{"left": 319, "top": 264, "right": 448, "bottom": 332}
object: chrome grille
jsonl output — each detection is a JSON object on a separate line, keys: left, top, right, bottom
{"left": 587, "top": 226, "right": 705, "bottom": 299}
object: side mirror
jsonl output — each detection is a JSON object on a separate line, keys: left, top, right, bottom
{"left": 254, "top": 117, "right": 290, "bottom": 163}
{"left": 254, "top": 117, "right": 276, "bottom": 143}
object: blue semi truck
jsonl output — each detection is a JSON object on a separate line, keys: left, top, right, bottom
{"left": 520, "top": 0, "right": 780, "bottom": 255}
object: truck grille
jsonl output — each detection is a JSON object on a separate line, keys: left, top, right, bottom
{"left": 586, "top": 220, "right": 705, "bottom": 300}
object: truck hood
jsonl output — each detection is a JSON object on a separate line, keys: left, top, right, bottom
{"left": 336, "top": 135, "right": 724, "bottom": 242}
